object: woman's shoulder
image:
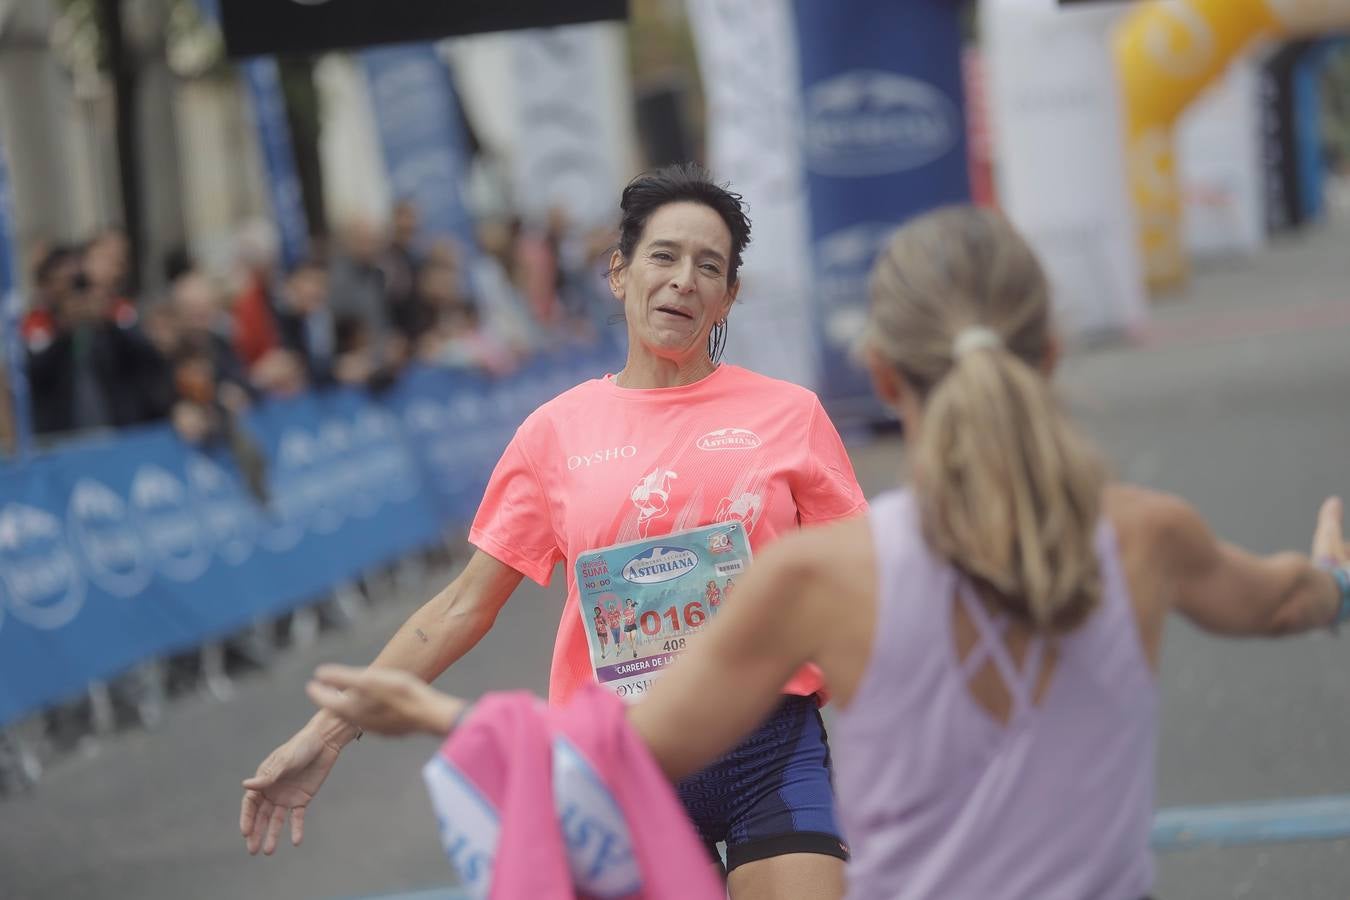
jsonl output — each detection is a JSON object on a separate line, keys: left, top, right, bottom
{"left": 502, "top": 378, "right": 609, "bottom": 453}
{"left": 521, "top": 376, "right": 609, "bottom": 420}
{"left": 1102, "top": 482, "right": 1200, "bottom": 560}
{"left": 718, "top": 365, "right": 823, "bottom": 407}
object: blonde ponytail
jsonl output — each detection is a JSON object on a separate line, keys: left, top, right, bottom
{"left": 914, "top": 345, "right": 1105, "bottom": 630}
{"left": 862, "top": 206, "right": 1107, "bottom": 632}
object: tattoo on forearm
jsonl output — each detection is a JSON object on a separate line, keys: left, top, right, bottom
{"left": 414, "top": 628, "right": 429, "bottom": 643}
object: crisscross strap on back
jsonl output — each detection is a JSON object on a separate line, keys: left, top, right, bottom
{"left": 957, "top": 611, "right": 1011, "bottom": 679}
{"left": 956, "top": 582, "right": 1046, "bottom": 722}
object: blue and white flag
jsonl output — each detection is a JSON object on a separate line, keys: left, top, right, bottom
{"left": 360, "top": 44, "right": 476, "bottom": 248}
{"left": 241, "top": 58, "right": 311, "bottom": 269}
{"left": 197, "top": 0, "right": 309, "bottom": 268}
{"left": 791, "top": 0, "right": 971, "bottom": 420}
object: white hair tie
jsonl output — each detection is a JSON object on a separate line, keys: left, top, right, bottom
{"left": 953, "top": 326, "right": 1002, "bottom": 358}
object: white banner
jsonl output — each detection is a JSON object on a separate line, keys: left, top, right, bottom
{"left": 685, "top": 0, "right": 819, "bottom": 389}
{"left": 1179, "top": 59, "right": 1266, "bottom": 257}
{"left": 511, "top": 23, "right": 634, "bottom": 229}
{"left": 982, "top": 0, "right": 1148, "bottom": 339}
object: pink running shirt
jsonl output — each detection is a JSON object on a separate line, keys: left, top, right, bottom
{"left": 470, "top": 364, "right": 867, "bottom": 705}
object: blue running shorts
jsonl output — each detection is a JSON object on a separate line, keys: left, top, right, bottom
{"left": 675, "top": 695, "right": 849, "bottom": 872}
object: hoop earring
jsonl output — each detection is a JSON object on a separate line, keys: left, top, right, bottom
{"left": 708, "top": 319, "right": 728, "bottom": 365}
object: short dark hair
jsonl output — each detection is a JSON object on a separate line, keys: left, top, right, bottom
{"left": 615, "top": 163, "right": 752, "bottom": 284}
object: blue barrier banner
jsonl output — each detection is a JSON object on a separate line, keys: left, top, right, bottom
{"left": 0, "top": 345, "right": 624, "bottom": 726}
{"left": 791, "top": 0, "right": 971, "bottom": 420}
{"left": 241, "top": 58, "right": 311, "bottom": 269}
{"left": 360, "top": 45, "right": 476, "bottom": 248}
{"left": 0, "top": 133, "right": 32, "bottom": 460}
{"left": 0, "top": 391, "right": 437, "bottom": 725}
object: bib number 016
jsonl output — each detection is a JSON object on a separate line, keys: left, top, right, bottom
{"left": 638, "top": 601, "right": 706, "bottom": 636}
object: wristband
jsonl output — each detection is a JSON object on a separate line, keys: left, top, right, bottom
{"left": 1316, "top": 558, "right": 1350, "bottom": 632}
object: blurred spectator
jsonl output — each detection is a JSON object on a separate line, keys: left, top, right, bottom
{"left": 22, "top": 244, "right": 80, "bottom": 352}
{"left": 230, "top": 219, "right": 307, "bottom": 396}
{"left": 166, "top": 271, "right": 270, "bottom": 499}
{"left": 415, "top": 258, "right": 515, "bottom": 376}
{"left": 330, "top": 218, "right": 400, "bottom": 363}
{"left": 552, "top": 209, "right": 618, "bottom": 340}
{"left": 513, "top": 215, "right": 562, "bottom": 328}
{"left": 394, "top": 235, "right": 460, "bottom": 347}
{"left": 468, "top": 221, "right": 536, "bottom": 356}
{"left": 27, "top": 265, "right": 174, "bottom": 437}
{"left": 275, "top": 258, "right": 337, "bottom": 387}
{"left": 84, "top": 227, "right": 139, "bottom": 328}
{"left": 230, "top": 218, "right": 284, "bottom": 369}
{"left": 141, "top": 298, "right": 180, "bottom": 360}
{"left": 86, "top": 228, "right": 130, "bottom": 291}
{"left": 382, "top": 199, "right": 425, "bottom": 341}
{"left": 170, "top": 271, "right": 254, "bottom": 412}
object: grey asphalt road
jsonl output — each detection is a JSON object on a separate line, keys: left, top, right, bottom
{"left": 2, "top": 224, "right": 1349, "bottom": 900}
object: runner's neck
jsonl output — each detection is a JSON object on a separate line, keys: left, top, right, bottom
{"left": 614, "top": 353, "right": 717, "bottom": 389}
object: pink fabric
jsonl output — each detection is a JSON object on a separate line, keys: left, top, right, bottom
{"left": 470, "top": 364, "right": 866, "bottom": 704}
{"left": 437, "top": 688, "right": 722, "bottom": 900}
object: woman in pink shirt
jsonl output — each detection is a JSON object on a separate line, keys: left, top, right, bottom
{"left": 308, "top": 207, "right": 1348, "bottom": 899}
{"left": 242, "top": 164, "right": 866, "bottom": 897}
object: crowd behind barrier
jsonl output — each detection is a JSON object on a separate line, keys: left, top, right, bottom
{"left": 0, "top": 344, "right": 625, "bottom": 728}
{"left": 7, "top": 194, "right": 620, "bottom": 458}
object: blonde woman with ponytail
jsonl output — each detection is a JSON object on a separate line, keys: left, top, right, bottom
{"left": 307, "top": 207, "right": 1350, "bottom": 900}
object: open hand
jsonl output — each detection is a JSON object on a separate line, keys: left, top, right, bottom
{"left": 1313, "top": 496, "right": 1345, "bottom": 566}
{"left": 240, "top": 725, "right": 340, "bottom": 856}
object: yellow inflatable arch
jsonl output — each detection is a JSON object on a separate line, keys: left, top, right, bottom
{"left": 1116, "top": 0, "right": 1350, "bottom": 291}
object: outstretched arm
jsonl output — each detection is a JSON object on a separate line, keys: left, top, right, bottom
{"left": 306, "top": 536, "right": 825, "bottom": 775}
{"left": 1159, "top": 494, "right": 1345, "bottom": 636}
{"left": 307, "top": 664, "right": 468, "bottom": 736}
{"left": 241, "top": 549, "right": 523, "bottom": 855}
{"left": 306, "top": 521, "right": 874, "bottom": 788}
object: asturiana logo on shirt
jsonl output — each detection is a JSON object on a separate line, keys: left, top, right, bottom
{"left": 622, "top": 546, "right": 698, "bottom": 584}
{"left": 696, "top": 428, "right": 762, "bottom": 451}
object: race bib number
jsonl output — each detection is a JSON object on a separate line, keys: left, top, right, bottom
{"left": 575, "top": 522, "right": 751, "bottom": 703}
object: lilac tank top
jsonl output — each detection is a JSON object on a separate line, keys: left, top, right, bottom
{"left": 833, "top": 490, "right": 1157, "bottom": 900}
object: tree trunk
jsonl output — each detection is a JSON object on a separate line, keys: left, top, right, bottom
{"left": 100, "top": 0, "right": 143, "bottom": 294}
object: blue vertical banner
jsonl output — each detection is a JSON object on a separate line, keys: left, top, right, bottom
{"left": 791, "top": 0, "right": 971, "bottom": 420}
{"left": 241, "top": 58, "right": 311, "bottom": 269}
{"left": 360, "top": 44, "right": 476, "bottom": 248}
{"left": 0, "top": 135, "right": 33, "bottom": 459}
{"left": 1293, "top": 39, "right": 1347, "bottom": 225}
{"left": 196, "top": 0, "right": 309, "bottom": 268}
